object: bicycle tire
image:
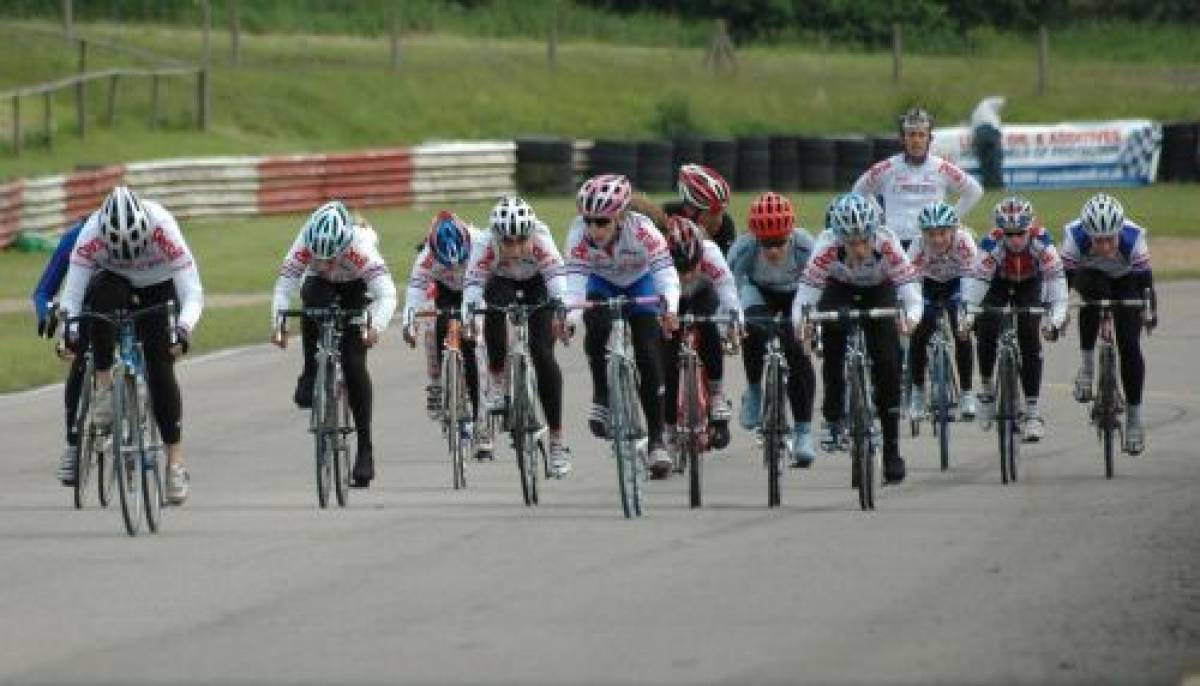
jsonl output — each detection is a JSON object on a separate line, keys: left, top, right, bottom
{"left": 681, "top": 353, "right": 704, "bottom": 507}
{"left": 997, "top": 349, "right": 1019, "bottom": 484}
{"left": 512, "top": 358, "right": 537, "bottom": 506}
{"left": 72, "top": 362, "right": 95, "bottom": 509}
{"left": 609, "top": 358, "right": 635, "bottom": 518}
{"left": 334, "top": 377, "right": 352, "bottom": 507}
{"left": 313, "top": 358, "right": 333, "bottom": 508}
{"left": 1099, "top": 345, "right": 1118, "bottom": 479}
{"left": 113, "top": 373, "right": 143, "bottom": 536}
{"left": 850, "top": 358, "right": 875, "bottom": 510}
{"left": 444, "top": 350, "right": 467, "bottom": 491}
{"left": 142, "top": 387, "right": 164, "bottom": 534}
{"left": 932, "top": 345, "right": 951, "bottom": 472}
{"left": 97, "top": 447, "right": 113, "bottom": 507}
{"left": 763, "top": 355, "right": 783, "bottom": 508}
{"left": 622, "top": 359, "right": 646, "bottom": 517}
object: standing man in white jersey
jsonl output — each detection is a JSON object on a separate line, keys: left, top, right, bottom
{"left": 853, "top": 107, "right": 984, "bottom": 250}
{"left": 58, "top": 186, "right": 204, "bottom": 504}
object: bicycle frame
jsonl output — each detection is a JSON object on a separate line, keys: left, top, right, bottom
{"left": 676, "top": 312, "right": 737, "bottom": 508}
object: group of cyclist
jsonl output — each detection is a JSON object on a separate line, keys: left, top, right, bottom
{"left": 35, "top": 105, "right": 1158, "bottom": 501}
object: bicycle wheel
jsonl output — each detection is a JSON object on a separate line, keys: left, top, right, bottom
{"left": 681, "top": 355, "right": 704, "bottom": 507}
{"left": 1098, "top": 345, "right": 1118, "bottom": 479}
{"left": 931, "top": 346, "right": 951, "bottom": 472}
{"left": 621, "top": 360, "right": 646, "bottom": 517}
{"left": 97, "top": 443, "right": 114, "bottom": 507}
{"left": 850, "top": 360, "right": 875, "bottom": 510}
{"left": 72, "top": 363, "right": 95, "bottom": 509}
{"left": 113, "top": 374, "right": 143, "bottom": 536}
{"left": 512, "top": 360, "right": 537, "bottom": 506}
{"left": 444, "top": 351, "right": 467, "bottom": 491}
{"left": 313, "top": 358, "right": 333, "bottom": 508}
{"left": 142, "top": 387, "right": 164, "bottom": 534}
{"left": 608, "top": 359, "right": 635, "bottom": 518}
{"left": 334, "top": 376, "right": 352, "bottom": 507}
{"left": 763, "top": 356, "right": 784, "bottom": 508}
{"left": 997, "top": 350, "right": 1019, "bottom": 484}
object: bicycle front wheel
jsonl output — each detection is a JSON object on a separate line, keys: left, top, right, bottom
{"left": 931, "top": 346, "right": 951, "bottom": 472}
{"left": 610, "top": 358, "right": 641, "bottom": 518}
{"left": 850, "top": 360, "right": 876, "bottom": 510}
{"left": 1098, "top": 346, "right": 1118, "bottom": 479}
{"left": 444, "top": 350, "right": 467, "bottom": 491}
{"left": 313, "top": 360, "right": 333, "bottom": 507}
{"left": 763, "top": 356, "right": 785, "bottom": 508}
{"left": 681, "top": 355, "right": 704, "bottom": 507}
{"left": 997, "top": 350, "right": 1020, "bottom": 484}
{"left": 113, "top": 374, "right": 144, "bottom": 536}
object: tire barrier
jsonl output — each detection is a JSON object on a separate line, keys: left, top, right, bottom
{"left": 798, "top": 136, "right": 837, "bottom": 191}
{"left": 736, "top": 136, "right": 771, "bottom": 192}
{"left": 516, "top": 137, "right": 575, "bottom": 195}
{"left": 671, "top": 137, "right": 704, "bottom": 185}
{"left": 769, "top": 135, "right": 800, "bottom": 192}
{"left": 636, "top": 139, "right": 674, "bottom": 192}
{"left": 834, "top": 136, "right": 874, "bottom": 189}
{"left": 1159, "top": 121, "right": 1199, "bottom": 182}
{"left": 872, "top": 135, "right": 904, "bottom": 163}
{"left": 589, "top": 139, "right": 638, "bottom": 182}
{"left": 702, "top": 138, "right": 738, "bottom": 190}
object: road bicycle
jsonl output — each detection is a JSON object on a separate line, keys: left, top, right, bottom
{"left": 744, "top": 313, "right": 792, "bottom": 508}
{"left": 416, "top": 307, "right": 474, "bottom": 490}
{"left": 913, "top": 299, "right": 962, "bottom": 472}
{"left": 674, "top": 312, "right": 738, "bottom": 508}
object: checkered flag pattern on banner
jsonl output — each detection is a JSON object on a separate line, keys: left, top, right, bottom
{"left": 1119, "top": 124, "right": 1161, "bottom": 181}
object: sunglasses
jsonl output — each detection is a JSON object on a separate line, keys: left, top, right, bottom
{"left": 583, "top": 216, "right": 613, "bottom": 227}
{"left": 500, "top": 236, "right": 529, "bottom": 245}
{"left": 759, "top": 238, "right": 787, "bottom": 249}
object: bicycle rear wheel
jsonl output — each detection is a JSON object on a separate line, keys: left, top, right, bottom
{"left": 113, "top": 374, "right": 144, "bottom": 536}
{"left": 1098, "top": 346, "right": 1118, "bottom": 479}
{"left": 72, "top": 364, "right": 95, "bottom": 509}
{"left": 997, "top": 351, "right": 1020, "bottom": 484}
{"left": 142, "top": 392, "right": 164, "bottom": 534}
{"left": 334, "top": 377, "right": 352, "bottom": 507}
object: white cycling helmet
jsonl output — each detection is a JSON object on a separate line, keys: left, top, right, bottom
{"left": 303, "top": 200, "right": 354, "bottom": 259}
{"left": 99, "top": 185, "right": 151, "bottom": 261}
{"left": 490, "top": 196, "right": 537, "bottom": 240}
{"left": 1081, "top": 193, "right": 1125, "bottom": 237}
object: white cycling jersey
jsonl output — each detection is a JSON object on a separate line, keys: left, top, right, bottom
{"left": 61, "top": 200, "right": 204, "bottom": 332}
{"left": 906, "top": 227, "right": 978, "bottom": 283}
{"left": 852, "top": 153, "right": 984, "bottom": 244}
{"left": 271, "top": 224, "right": 398, "bottom": 334}
{"left": 963, "top": 226, "right": 1068, "bottom": 325}
{"left": 563, "top": 211, "right": 681, "bottom": 314}
{"left": 792, "top": 227, "right": 922, "bottom": 324}
{"left": 1060, "top": 219, "right": 1151, "bottom": 279}
{"left": 463, "top": 221, "right": 566, "bottom": 308}
{"left": 681, "top": 239, "right": 740, "bottom": 318}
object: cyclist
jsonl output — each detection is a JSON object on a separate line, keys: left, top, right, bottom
{"left": 462, "top": 196, "right": 573, "bottom": 478}
{"left": 57, "top": 185, "right": 204, "bottom": 504}
{"left": 400, "top": 211, "right": 491, "bottom": 459}
{"left": 962, "top": 196, "right": 1068, "bottom": 443}
{"left": 31, "top": 217, "right": 86, "bottom": 485}
{"left": 564, "top": 174, "right": 680, "bottom": 479}
{"left": 272, "top": 201, "right": 397, "bottom": 488}
{"left": 793, "top": 193, "right": 922, "bottom": 484}
{"left": 663, "top": 163, "right": 737, "bottom": 255}
{"left": 661, "top": 214, "right": 741, "bottom": 459}
{"left": 727, "top": 192, "right": 818, "bottom": 467}
{"left": 852, "top": 107, "right": 984, "bottom": 250}
{"left": 1061, "top": 192, "right": 1157, "bottom": 454}
{"left": 905, "top": 201, "right": 980, "bottom": 420}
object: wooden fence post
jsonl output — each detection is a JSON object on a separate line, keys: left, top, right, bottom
{"left": 63, "top": 0, "right": 73, "bottom": 41}
{"left": 150, "top": 74, "right": 160, "bottom": 129}
{"left": 76, "top": 39, "right": 87, "bottom": 137}
{"left": 106, "top": 74, "right": 119, "bottom": 126}
{"left": 13, "top": 97, "right": 21, "bottom": 156}
{"left": 43, "top": 92, "right": 52, "bottom": 147}
{"left": 229, "top": 0, "right": 240, "bottom": 67}
{"left": 196, "top": 68, "right": 209, "bottom": 130}
{"left": 892, "top": 23, "right": 902, "bottom": 83}
{"left": 1037, "top": 25, "right": 1048, "bottom": 95}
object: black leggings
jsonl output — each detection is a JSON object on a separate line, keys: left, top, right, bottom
{"left": 483, "top": 276, "right": 563, "bottom": 431}
{"left": 741, "top": 288, "right": 815, "bottom": 423}
{"left": 975, "top": 278, "right": 1042, "bottom": 399}
{"left": 663, "top": 284, "right": 724, "bottom": 425}
{"left": 432, "top": 285, "right": 480, "bottom": 419}
{"left": 909, "top": 278, "right": 974, "bottom": 391}
{"left": 301, "top": 277, "right": 373, "bottom": 450}
{"left": 1073, "top": 269, "right": 1148, "bottom": 406}
{"left": 584, "top": 304, "right": 665, "bottom": 444}
{"left": 72, "top": 271, "right": 182, "bottom": 444}
{"left": 818, "top": 282, "right": 900, "bottom": 446}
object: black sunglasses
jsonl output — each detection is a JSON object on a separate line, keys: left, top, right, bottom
{"left": 584, "top": 216, "right": 613, "bottom": 227}
{"left": 759, "top": 237, "right": 787, "bottom": 249}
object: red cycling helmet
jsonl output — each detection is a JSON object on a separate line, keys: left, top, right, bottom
{"left": 666, "top": 215, "right": 705, "bottom": 273}
{"left": 748, "top": 192, "right": 795, "bottom": 242}
{"left": 677, "top": 163, "right": 731, "bottom": 214}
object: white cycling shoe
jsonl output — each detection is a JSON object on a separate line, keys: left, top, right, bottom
{"left": 1073, "top": 367, "right": 1094, "bottom": 403}
{"left": 1124, "top": 413, "right": 1145, "bottom": 455}
{"left": 959, "top": 391, "right": 978, "bottom": 420}
{"left": 425, "top": 383, "right": 443, "bottom": 421}
{"left": 166, "top": 463, "right": 190, "bottom": 505}
{"left": 548, "top": 442, "right": 573, "bottom": 479}
{"left": 58, "top": 445, "right": 78, "bottom": 486}
{"left": 908, "top": 386, "right": 926, "bottom": 420}
{"left": 1021, "top": 414, "right": 1046, "bottom": 442}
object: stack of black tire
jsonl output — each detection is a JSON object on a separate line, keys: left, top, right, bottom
{"left": 734, "top": 137, "right": 770, "bottom": 192}
{"left": 636, "top": 140, "right": 674, "bottom": 192}
{"left": 871, "top": 135, "right": 904, "bottom": 163}
{"left": 768, "top": 135, "right": 800, "bottom": 191}
{"left": 671, "top": 137, "right": 704, "bottom": 186}
{"left": 834, "top": 136, "right": 873, "bottom": 189}
{"left": 1159, "top": 121, "right": 1200, "bottom": 182}
{"left": 589, "top": 139, "right": 639, "bottom": 182}
{"left": 515, "top": 137, "right": 575, "bottom": 195}
{"left": 797, "top": 137, "right": 836, "bottom": 191}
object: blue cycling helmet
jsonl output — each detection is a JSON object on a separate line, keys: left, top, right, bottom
{"left": 428, "top": 210, "right": 471, "bottom": 267}
{"left": 917, "top": 201, "right": 959, "bottom": 231}
{"left": 303, "top": 200, "right": 354, "bottom": 259}
{"left": 827, "top": 193, "right": 881, "bottom": 240}
{"left": 994, "top": 196, "right": 1035, "bottom": 235}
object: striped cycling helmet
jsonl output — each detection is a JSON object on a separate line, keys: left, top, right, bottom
{"left": 677, "top": 163, "right": 731, "bottom": 214}
{"left": 99, "top": 185, "right": 151, "bottom": 261}
{"left": 994, "top": 196, "right": 1035, "bottom": 235}
{"left": 303, "top": 200, "right": 354, "bottom": 259}
{"left": 576, "top": 174, "right": 632, "bottom": 218}
{"left": 917, "top": 201, "right": 959, "bottom": 231}
{"left": 428, "top": 210, "right": 472, "bottom": 267}
{"left": 666, "top": 215, "right": 705, "bottom": 272}
{"left": 827, "top": 193, "right": 881, "bottom": 241}
{"left": 1081, "top": 193, "right": 1125, "bottom": 237}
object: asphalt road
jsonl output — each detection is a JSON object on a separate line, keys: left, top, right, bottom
{"left": 2, "top": 283, "right": 1199, "bottom": 685}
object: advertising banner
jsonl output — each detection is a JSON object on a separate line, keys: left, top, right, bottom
{"left": 931, "top": 120, "right": 1161, "bottom": 189}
